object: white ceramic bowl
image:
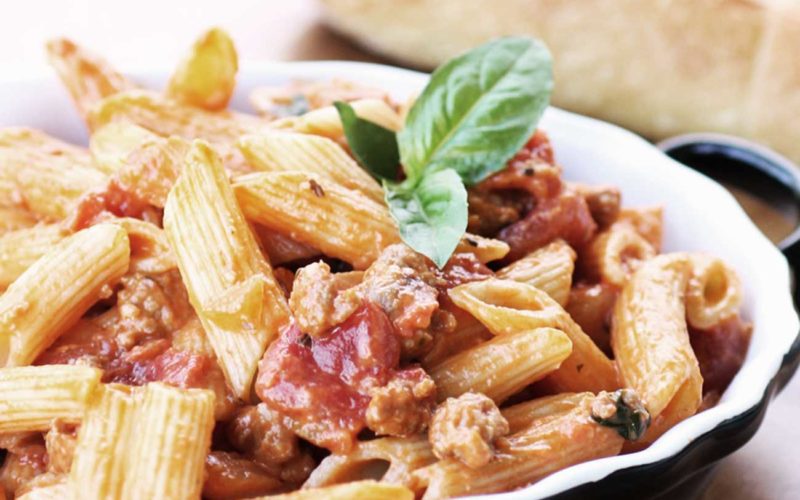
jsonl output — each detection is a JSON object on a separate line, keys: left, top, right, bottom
{"left": 1, "top": 61, "right": 798, "bottom": 499}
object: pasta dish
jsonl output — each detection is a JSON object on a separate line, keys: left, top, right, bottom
{"left": 0, "top": 29, "right": 752, "bottom": 499}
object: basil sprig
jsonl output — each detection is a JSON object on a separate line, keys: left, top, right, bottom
{"left": 335, "top": 37, "right": 553, "bottom": 267}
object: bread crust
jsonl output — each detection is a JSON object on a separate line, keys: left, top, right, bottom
{"left": 320, "top": 0, "right": 800, "bottom": 162}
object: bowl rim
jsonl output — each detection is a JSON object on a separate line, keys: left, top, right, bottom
{"left": 1, "top": 59, "right": 798, "bottom": 499}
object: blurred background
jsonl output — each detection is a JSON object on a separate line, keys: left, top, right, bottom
{"left": 1, "top": 0, "right": 798, "bottom": 498}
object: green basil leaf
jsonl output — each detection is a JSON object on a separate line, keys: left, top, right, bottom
{"left": 334, "top": 101, "right": 400, "bottom": 180}
{"left": 398, "top": 37, "right": 553, "bottom": 185}
{"left": 384, "top": 168, "right": 467, "bottom": 268}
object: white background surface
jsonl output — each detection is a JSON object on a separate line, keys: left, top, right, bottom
{"left": 1, "top": 1, "right": 798, "bottom": 498}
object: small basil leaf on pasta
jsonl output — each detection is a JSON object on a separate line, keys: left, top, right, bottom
{"left": 398, "top": 37, "right": 553, "bottom": 185}
{"left": 384, "top": 168, "right": 467, "bottom": 268}
{"left": 334, "top": 101, "right": 400, "bottom": 181}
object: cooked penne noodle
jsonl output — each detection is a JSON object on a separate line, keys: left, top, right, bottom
{"left": 89, "top": 121, "right": 161, "bottom": 174}
{"left": 234, "top": 171, "right": 400, "bottom": 270}
{"left": 412, "top": 399, "right": 625, "bottom": 498}
{"left": 46, "top": 38, "right": 136, "bottom": 120}
{"left": 237, "top": 132, "right": 384, "bottom": 203}
{"left": 167, "top": 28, "right": 238, "bottom": 111}
{"left": 496, "top": 239, "right": 576, "bottom": 306}
{"left": 685, "top": 254, "right": 744, "bottom": 330}
{"left": 429, "top": 327, "right": 572, "bottom": 403}
{"left": 305, "top": 436, "right": 436, "bottom": 489}
{"left": 582, "top": 224, "right": 656, "bottom": 287}
{"left": 262, "top": 481, "right": 413, "bottom": 500}
{"left": 422, "top": 310, "right": 491, "bottom": 368}
{"left": 87, "top": 90, "right": 266, "bottom": 171}
{"left": 501, "top": 392, "right": 593, "bottom": 433}
{"left": 0, "top": 365, "right": 101, "bottom": 432}
{"left": 111, "top": 217, "right": 176, "bottom": 274}
{"left": 0, "top": 128, "right": 107, "bottom": 220}
{"left": 125, "top": 383, "right": 215, "bottom": 500}
{"left": 0, "top": 223, "right": 130, "bottom": 366}
{"left": 625, "top": 368, "right": 702, "bottom": 451}
{"left": 272, "top": 99, "right": 402, "bottom": 141}
{"left": 0, "top": 224, "right": 69, "bottom": 289}
{"left": 68, "top": 384, "right": 139, "bottom": 499}
{"left": 0, "top": 206, "right": 38, "bottom": 234}
{"left": 449, "top": 279, "right": 619, "bottom": 393}
{"left": 16, "top": 481, "right": 69, "bottom": 500}
{"left": 163, "top": 141, "right": 291, "bottom": 399}
{"left": 565, "top": 282, "right": 618, "bottom": 356}
{"left": 616, "top": 206, "right": 664, "bottom": 252}
{"left": 612, "top": 254, "right": 702, "bottom": 422}
{"left": 454, "top": 233, "right": 510, "bottom": 264}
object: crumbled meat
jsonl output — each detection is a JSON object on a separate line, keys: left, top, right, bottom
{"left": 203, "top": 451, "right": 282, "bottom": 500}
{"left": 344, "top": 244, "right": 442, "bottom": 339}
{"left": 44, "top": 421, "right": 77, "bottom": 474}
{"left": 227, "top": 403, "right": 300, "bottom": 467}
{"left": 0, "top": 439, "right": 47, "bottom": 498}
{"left": 288, "top": 262, "right": 363, "bottom": 337}
{"left": 112, "top": 271, "right": 193, "bottom": 349}
{"left": 366, "top": 368, "right": 437, "bottom": 437}
{"left": 428, "top": 392, "right": 509, "bottom": 469}
{"left": 13, "top": 472, "right": 65, "bottom": 498}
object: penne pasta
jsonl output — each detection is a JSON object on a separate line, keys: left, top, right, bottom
{"left": 0, "top": 223, "right": 130, "bottom": 366}
{"left": 261, "top": 481, "right": 413, "bottom": 500}
{"left": 611, "top": 254, "right": 702, "bottom": 427}
{"left": 272, "top": 98, "right": 402, "bottom": 142}
{"left": 237, "top": 132, "right": 384, "bottom": 203}
{"left": 68, "top": 384, "right": 139, "bottom": 500}
{"left": 163, "top": 141, "right": 291, "bottom": 399}
{"left": 0, "top": 128, "right": 107, "bottom": 220}
{"left": 46, "top": 38, "right": 136, "bottom": 120}
{"left": 89, "top": 121, "right": 161, "bottom": 174}
{"left": 582, "top": 223, "right": 656, "bottom": 288}
{"left": 428, "top": 326, "right": 572, "bottom": 403}
{"left": 125, "top": 383, "right": 215, "bottom": 500}
{"left": 501, "top": 392, "right": 593, "bottom": 433}
{"left": 0, "top": 206, "right": 38, "bottom": 234}
{"left": 234, "top": 171, "right": 400, "bottom": 270}
{"left": 448, "top": 278, "right": 619, "bottom": 393}
{"left": 616, "top": 206, "right": 664, "bottom": 252}
{"left": 412, "top": 396, "right": 626, "bottom": 498}
{"left": 454, "top": 233, "right": 510, "bottom": 264}
{"left": 111, "top": 217, "right": 176, "bottom": 274}
{"left": 16, "top": 481, "right": 69, "bottom": 500}
{"left": 496, "top": 239, "right": 576, "bottom": 306}
{"left": 0, "top": 365, "right": 101, "bottom": 432}
{"left": 304, "top": 436, "right": 436, "bottom": 489}
{"left": 422, "top": 309, "right": 491, "bottom": 368}
{"left": 565, "top": 282, "right": 618, "bottom": 356}
{"left": 167, "top": 28, "right": 238, "bottom": 111}
{"left": 685, "top": 254, "right": 744, "bottom": 330}
{"left": 0, "top": 224, "right": 69, "bottom": 289}
{"left": 69, "top": 383, "right": 215, "bottom": 500}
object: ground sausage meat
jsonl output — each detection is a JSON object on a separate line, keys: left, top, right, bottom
{"left": 428, "top": 392, "right": 510, "bottom": 469}
{"left": 288, "top": 262, "right": 363, "bottom": 338}
{"left": 227, "top": 403, "right": 300, "bottom": 467}
{"left": 366, "top": 367, "right": 437, "bottom": 437}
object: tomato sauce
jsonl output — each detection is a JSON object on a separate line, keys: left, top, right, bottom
{"left": 256, "top": 303, "right": 400, "bottom": 453}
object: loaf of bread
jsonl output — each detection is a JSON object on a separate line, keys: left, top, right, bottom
{"left": 319, "top": 0, "right": 800, "bottom": 163}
